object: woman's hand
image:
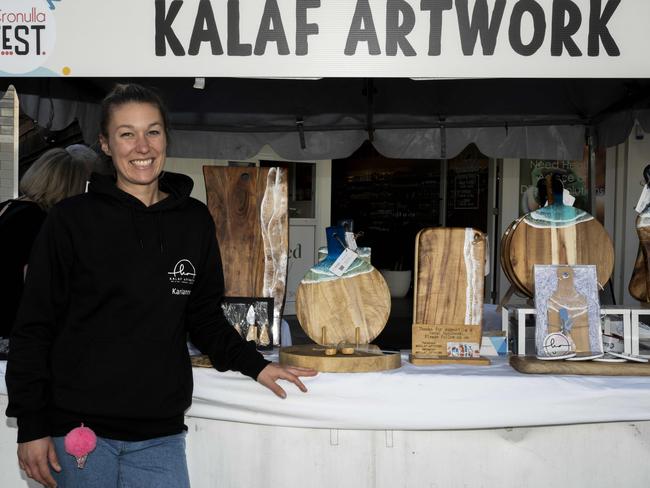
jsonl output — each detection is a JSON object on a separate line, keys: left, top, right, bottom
{"left": 18, "top": 436, "right": 61, "bottom": 488}
{"left": 257, "top": 363, "right": 317, "bottom": 398}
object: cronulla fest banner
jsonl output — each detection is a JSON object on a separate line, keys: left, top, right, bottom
{"left": 1, "top": 0, "right": 649, "bottom": 77}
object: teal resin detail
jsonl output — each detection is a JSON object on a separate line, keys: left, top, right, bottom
{"left": 524, "top": 204, "right": 593, "bottom": 228}
{"left": 301, "top": 255, "right": 374, "bottom": 284}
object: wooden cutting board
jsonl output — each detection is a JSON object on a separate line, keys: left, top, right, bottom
{"left": 510, "top": 355, "right": 650, "bottom": 376}
{"left": 500, "top": 217, "right": 528, "bottom": 296}
{"left": 629, "top": 217, "right": 650, "bottom": 301}
{"left": 414, "top": 228, "right": 486, "bottom": 326}
{"left": 504, "top": 207, "right": 614, "bottom": 297}
{"left": 295, "top": 267, "right": 391, "bottom": 345}
{"left": 203, "top": 166, "right": 288, "bottom": 345}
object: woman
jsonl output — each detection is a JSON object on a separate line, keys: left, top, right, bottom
{"left": 6, "top": 84, "right": 316, "bottom": 488}
{"left": 0, "top": 145, "right": 98, "bottom": 339}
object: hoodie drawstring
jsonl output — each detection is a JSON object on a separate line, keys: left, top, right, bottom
{"left": 130, "top": 210, "right": 165, "bottom": 255}
{"left": 157, "top": 212, "right": 164, "bottom": 255}
{"left": 130, "top": 209, "right": 144, "bottom": 250}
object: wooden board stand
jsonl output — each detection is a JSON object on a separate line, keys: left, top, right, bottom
{"left": 281, "top": 345, "right": 401, "bottom": 373}
{"left": 410, "top": 228, "right": 490, "bottom": 366}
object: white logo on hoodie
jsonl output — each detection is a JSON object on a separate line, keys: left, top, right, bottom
{"left": 168, "top": 259, "right": 196, "bottom": 286}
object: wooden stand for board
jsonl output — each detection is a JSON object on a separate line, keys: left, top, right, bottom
{"left": 409, "top": 228, "right": 491, "bottom": 366}
{"left": 281, "top": 343, "right": 401, "bottom": 373}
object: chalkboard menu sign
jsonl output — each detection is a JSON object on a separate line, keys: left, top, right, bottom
{"left": 453, "top": 173, "right": 480, "bottom": 210}
{"left": 332, "top": 144, "right": 441, "bottom": 271}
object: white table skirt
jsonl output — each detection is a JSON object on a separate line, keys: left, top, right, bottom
{"left": 188, "top": 353, "right": 650, "bottom": 429}
{"left": 3, "top": 353, "right": 650, "bottom": 430}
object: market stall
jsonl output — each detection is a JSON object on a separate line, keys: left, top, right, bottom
{"left": 3, "top": 1, "right": 650, "bottom": 487}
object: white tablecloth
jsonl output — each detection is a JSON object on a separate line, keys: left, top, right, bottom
{"left": 4, "top": 354, "right": 650, "bottom": 430}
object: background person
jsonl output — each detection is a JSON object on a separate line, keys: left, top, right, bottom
{"left": 0, "top": 145, "right": 99, "bottom": 340}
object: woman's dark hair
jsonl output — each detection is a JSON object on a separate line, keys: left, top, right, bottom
{"left": 99, "top": 84, "right": 170, "bottom": 139}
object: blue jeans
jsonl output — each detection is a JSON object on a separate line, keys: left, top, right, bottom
{"left": 51, "top": 432, "right": 190, "bottom": 488}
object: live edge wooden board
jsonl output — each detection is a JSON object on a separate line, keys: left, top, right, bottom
{"left": 410, "top": 227, "right": 490, "bottom": 366}
{"left": 204, "top": 166, "right": 288, "bottom": 346}
{"left": 510, "top": 356, "right": 650, "bottom": 376}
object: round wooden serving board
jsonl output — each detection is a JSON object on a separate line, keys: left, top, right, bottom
{"left": 503, "top": 215, "right": 614, "bottom": 297}
{"left": 295, "top": 268, "right": 391, "bottom": 345}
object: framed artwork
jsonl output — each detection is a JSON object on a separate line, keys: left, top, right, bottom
{"left": 534, "top": 265, "right": 603, "bottom": 358}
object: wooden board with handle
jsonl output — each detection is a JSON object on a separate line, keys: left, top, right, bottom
{"left": 629, "top": 218, "right": 650, "bottom": 301}
{"left": 414, "top": 228, "right": 486, "bottom": 326}
{"left": 411, "top": 228, "right": 488, "bottom": 364}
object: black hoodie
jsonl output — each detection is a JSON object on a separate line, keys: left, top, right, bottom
{"left": 6, "top": 172, "right": 270, "bottom": 443}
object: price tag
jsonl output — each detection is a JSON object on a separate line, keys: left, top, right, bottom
{"left": 329, "top": 248, "right": 358, "bottom": 276}
{"left": 636, "top": 185, "right": 650, "bottom": 214}
{"left": 345, "top": 232, "right": 358, "bottom": 251}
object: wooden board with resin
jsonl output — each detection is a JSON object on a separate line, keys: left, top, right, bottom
{"left": 295, "top": 267, "right": 391, "bottom": 345}
{"left": 414, "top": 228, "right": 486, "bottom": 326}
{"left": 510, "top": 355, "right": 650, "bottom": 376}
{"left": 411, "top": 228, "right": 488, "bottom": 365}
{"left": 500, "top": 217, "right": 528, "bottom": 295}
{"left": 629, "top": 216, "right": 650, "bottom": 301}
{"left": 280, "top": 345, "right": 401, "bottom": 373}
{"left": 204, "top": 166, "right": 288, "bottom": 345}
{"left": 505, "top": 207, "right": 614, "bottom": 297}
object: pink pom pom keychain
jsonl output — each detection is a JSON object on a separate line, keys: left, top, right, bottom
{"left": 64, "top": 423, "right": 97, "bottom": 469}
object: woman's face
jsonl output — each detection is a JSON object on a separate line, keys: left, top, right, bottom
{"left": 100, "top": 102, "right": 167, "bottom": 195}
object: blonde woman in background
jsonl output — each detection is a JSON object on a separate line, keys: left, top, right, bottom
{"left": 0, "top": 145, "right": 100, "bottom": 339}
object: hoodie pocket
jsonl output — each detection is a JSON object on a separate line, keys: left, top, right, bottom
{"left": 54, "top": 339, "right": 189, "bottom": 418}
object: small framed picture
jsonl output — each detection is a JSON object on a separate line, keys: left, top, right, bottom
{"left": 221, "top": 297, "right": 274, "bottom": 351}
{"left": 534, "top": 265, "right": 603, "bottom": 357}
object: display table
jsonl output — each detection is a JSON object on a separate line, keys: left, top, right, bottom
{"left": 2, "top": 354, "right": 650, "bottom": 487}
